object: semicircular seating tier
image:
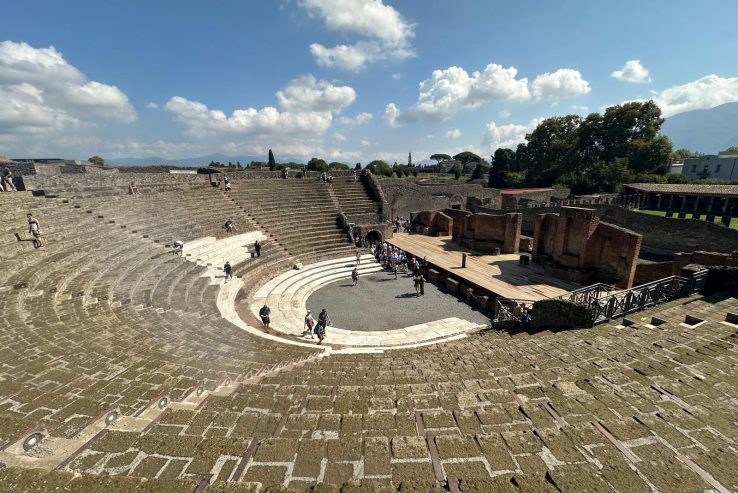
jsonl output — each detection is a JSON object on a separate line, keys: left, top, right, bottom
{"left": 1, "top": 175, "right": 738, "bottom": 493}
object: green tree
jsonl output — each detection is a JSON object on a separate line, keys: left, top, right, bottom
{"left": 367, "top": 160, "right": 392, "bottom": 177}
{"left": 471, "top": 163, "right": 485, "bottom": 181}
{"left": 454, "top": 163, "right": 462, "bottom": 180}
{"left": 670, "top": 148, "right": 702, "bottom": 159}
{"left": 268, "top": 149, "right": 276, "bottom": 170}
{"left": 430, "top": 153, "right": 452, "bottom": 165}
{"left": 488, "top": 148, "right": 515, "bottom": 188}
{"left": 452, "top": 151, "right": 483, "bottom": 166}
{"left": 722, "top": 146, "right": 738, "bottom": 154}
{"left": 306, "top": 157, "right": 328, "bottom": 172}
{"left": 88, "top": 155, "right": 104, "bottom": 166}
{"left": 407, "top": 151, "right": 413, "bottom": 167}
{"left": 411, "top": 167, "right": 418, "bottom": 177}
{"left": 328, "top": 162, "right": 350, "bottom": 170}
{"left": 354, "top": 163, "right": 361, "bottom": 170}
{"left": 523, "top": 115, "right": 582, "bottom": 186}
{"left": 600, "top": 101, "right": 670, "bottom": 173}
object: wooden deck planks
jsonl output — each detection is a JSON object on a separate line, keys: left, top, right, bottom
{"left": 387, "top": 233, "right": 579, "bottom": 300}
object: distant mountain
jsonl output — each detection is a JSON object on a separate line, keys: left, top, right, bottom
{"left": 107, "top": 153, "right": 263, "bottom": 167}
{"left": 662, "top": 102, "right": 738, "bottom": 154}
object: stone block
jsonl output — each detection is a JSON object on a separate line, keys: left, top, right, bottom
{"left": 445, "top": 277, "right": 460, "bottom": 292}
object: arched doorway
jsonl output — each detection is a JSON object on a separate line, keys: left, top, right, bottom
{"left": 364, "top": 230, "right": 383, "bottom": 246}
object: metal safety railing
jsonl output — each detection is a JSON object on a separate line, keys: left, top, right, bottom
{"left": 493, "top": 270, "right": 709, "bottom": 325}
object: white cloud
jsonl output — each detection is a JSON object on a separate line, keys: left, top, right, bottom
{"left": 532, "top": 68, "right": 591, "bottom": 101}
{"left": 146, "top": 102, "right": 159, "bottom": 110}
{"left": 360, "top": 138, "right": 371, "bottom": 147}
{"left": 384, "top": 102, "right": 401, "bottom": 127}
{"left": 611, "top": 60, "right": 651, "bottom": 83}
{"left": 446, "top": 128, "right": 461, "bottom": 139}
{"left": 0, "top": 41, "right": 136, "bottom": 129}
{"left": 570, "top": 105, "right": 589, "bottom": 113}
{"left": 275, "top": 74, "right": 355, "bottom": 112}
{"left": 392, "top": 73, "right": 404, "bottom": 80}
{"left": 333, "top": 131, "right": 346, "bottom": 142}
{"left": 652, "top": 75, "right": 738, "bottom": 117}
{"left": 483, "top": 118, "right": 542, "bottom": 151}
{"left": 299, "top": 0, "right": 414, "bottom": 70}
{"left": 165, "top": 75, "right": 355, "bottom": 138}
{"left": 338, "top": 111, "right": 372, "bottom": 126}
{"left": 387, "top": 63, "right": 530, "bottom": 124}
{"left": 497, "top": 109, "right": 511, "bottom": 119}
{"left": 0, "top": 40, "right": 136, "bottom": 155}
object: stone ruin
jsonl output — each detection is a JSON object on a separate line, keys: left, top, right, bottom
{"left": 533, "top": 207, "right": 642, "bottom": 288}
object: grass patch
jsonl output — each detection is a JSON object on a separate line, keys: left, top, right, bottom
{"left": 636, "top": 209, "right": 738, "bottom": 230}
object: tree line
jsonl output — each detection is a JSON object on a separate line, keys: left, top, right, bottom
{"left": 487, "top": 101, "right": 679, "bottom": 193}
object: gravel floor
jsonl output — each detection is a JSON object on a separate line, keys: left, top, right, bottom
{"left": 305, "top": 270, "right": 490, "bottom": 331}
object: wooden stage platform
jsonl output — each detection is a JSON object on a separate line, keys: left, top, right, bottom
{"left": 387, "top": 233, "right": 579, "bottom": 300}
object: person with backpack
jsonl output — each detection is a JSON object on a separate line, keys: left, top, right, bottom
{"left": 316, "top": 308, "right": 330, "bottom": 345}
{"left": 259, "top": 304, "right": 271, "bottom": 329}
{"left": 223, "top": 261, "right": 233, "bottom": 281}
{"left": 351, "top": 268, "right": 359, "bottom": 286}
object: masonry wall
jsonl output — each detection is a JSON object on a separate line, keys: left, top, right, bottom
{"left": 412, "top": 210, "right": 453, "bottom": 235}
{"left": 533, "top": 207, "right": 641, "bottom": 288}
{"left": 585, "top": 222, "right": 642, "bottom": 288}
{"left": 379, "top": 179, "right": 501, "bottom": 218}
{"left": 481, "top": 203, "right": 738, "bottom": 256}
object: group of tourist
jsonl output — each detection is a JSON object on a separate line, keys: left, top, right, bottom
{"left": 216, "top": 174, "right": 232, "bottom": 192}
{"left": 394, "top": 217, "right": 411, "bottom": 233}
{"left": 371, "top": 241, "right": 428, "bottom": 295}
{"left": 302, "top": 308, "right": 331, "bottom": 344}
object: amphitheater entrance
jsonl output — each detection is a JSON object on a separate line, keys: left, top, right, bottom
{"left": 364, "top": 230, "right": 382, "bottom": 244}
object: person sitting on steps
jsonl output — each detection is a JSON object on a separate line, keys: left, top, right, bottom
{"left": 224, "top": 218, "right": 236, "bottom": 234}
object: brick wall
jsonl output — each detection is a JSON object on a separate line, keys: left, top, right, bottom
{"left": 533, "top": 207, "right": 641, "bottom": 288}
{"left": 481, "top": 203, "right": 738, "bottom": 256}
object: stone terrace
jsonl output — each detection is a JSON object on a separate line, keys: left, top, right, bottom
{"left": 1, "top": 177, "right": 738, "bottom": 492}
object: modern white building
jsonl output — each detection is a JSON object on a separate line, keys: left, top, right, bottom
{"left": 682, "top": 152, "right": 738, "bottom": 181}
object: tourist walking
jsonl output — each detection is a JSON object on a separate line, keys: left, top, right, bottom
{"left": 351, "top": 267, "right": 359, "bottom": 286}
{"left": 356, "top": 250, "right": 361, "bottom": 265}
{"left": 303, "top": 309, "right": 315, "bottom": 338}
{"left": 27, "top": 213, "right": 45, "bottom": 248}
{"left": 418, "top": 274, "right": 426, "bottom": 296}
{"left": 259, "top": 304, "right": 271, "bottom": 329}
{"left": 413, "top": 274, "right": 420, "bottom": 297}
{"left": 223, "top": 261, "right": 233, "bottom": 281}
{"left": 254, "top": 240, "right": 261, "bottom": 257}
{"left": 2, "top": 168, "right": 17, "bottom": 192}
{"left": 316, "top": 308, "right": 330, "bottom": 345}
{"left": 172, "top": 240, "right": 184, "bottom": 256}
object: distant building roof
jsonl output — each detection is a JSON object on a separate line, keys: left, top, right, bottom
{"left": 624, "top": 183, "right": 738, "bottom": 197}
{"left": 500, "top": 188, "right": 555, "bottom": 195}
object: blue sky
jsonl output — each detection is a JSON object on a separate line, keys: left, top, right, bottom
{"left": 2, "top": 0, "right": 738, "bottom": 163}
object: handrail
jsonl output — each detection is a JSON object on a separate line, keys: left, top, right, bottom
{"left": 493, "top": 269, "right": 709, "bottom": 326}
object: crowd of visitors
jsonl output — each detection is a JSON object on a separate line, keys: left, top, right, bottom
{"left": 394, "top": 217, "right": 411, "bottom": 233}
{"left": 371, "top": 241, "right": 428, "bottom": 296}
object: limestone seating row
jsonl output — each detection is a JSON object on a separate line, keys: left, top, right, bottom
{"left": 246, "top": 255, "right": 485, "bottom": 347}
{"left": 182, "top": 231, "right": 267, "bottom": 267}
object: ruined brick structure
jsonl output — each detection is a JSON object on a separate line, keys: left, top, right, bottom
{"left": 533, "top": 207, "right": 642, "bottom": 288}
{"left": 410, "top": 209, "right": 453, "bottom": 236}
{"left": 452, "top": 211, "right": 522, "bottom": 254}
